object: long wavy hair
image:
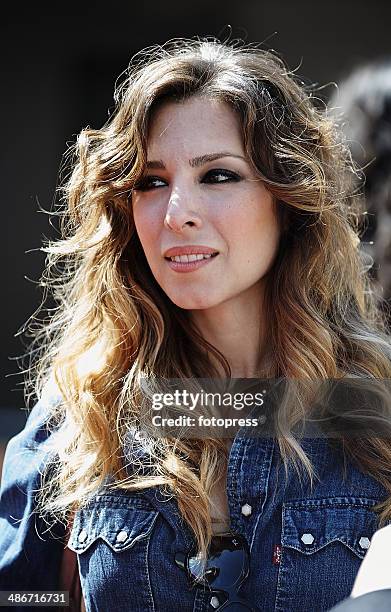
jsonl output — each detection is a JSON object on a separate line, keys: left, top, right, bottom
{"left": 26, "top": 38, "right": 391, "bottom": 559}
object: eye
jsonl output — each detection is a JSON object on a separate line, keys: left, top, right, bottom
{"left": 134, "top": 175, "right": 167, "bottom": 191}
{"left": 202, "top": 169, "right": 242, "bottom": 184}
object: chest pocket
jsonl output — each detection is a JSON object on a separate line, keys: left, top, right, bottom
{"left": 275, "top": 497, "right": 382, "bottom": 612}
{"left": 68, "top": 495, "right": 159, "bottom": 612}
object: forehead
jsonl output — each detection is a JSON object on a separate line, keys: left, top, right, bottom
{"left": 146, "top": 96, "right": 244, "bottom": 157}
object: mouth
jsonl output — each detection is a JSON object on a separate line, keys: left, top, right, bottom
{"left": 164, "top": 252, "right": 219, "bottom": 263}
{"left": 164, "top": 252, "right": 219, "bottom": 273}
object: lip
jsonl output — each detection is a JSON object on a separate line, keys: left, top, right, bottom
{"left": 163, "top": 245, "right": 219, "bottom": 258}
{"left": 165, "top": 254, "right": 219, "bottom": 273}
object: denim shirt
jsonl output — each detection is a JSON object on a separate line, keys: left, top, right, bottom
{"left": 1, "top": 396, "right": 389, "bottom": 612}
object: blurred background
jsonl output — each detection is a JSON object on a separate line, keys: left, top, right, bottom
{"left": 2, "top": 0, "right": 391, "bottom": 471}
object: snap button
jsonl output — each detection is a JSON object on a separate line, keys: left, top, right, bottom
{"left": 258, "top": 415, "right": 267, "bottom": 425}
{"left": 359, "top": 536, "right": 371, "bottom": 550}
{"left": 241, "top": 503, "right": 252, "bottom": 517}
{"left": 116, "top": 530, "right": 128, "bottom": 543}
{"left": 78, "top": 529, "right": 88, "bottom": 543}
{"left": 210, "top": 595, "right": 220, "bottom": 609}
{"left": 301, "top": 533, "right": 315, "bottom": 545}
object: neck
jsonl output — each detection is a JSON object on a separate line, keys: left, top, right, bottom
{"left": 190, "top": 282, "right": 269, "bottom": 378}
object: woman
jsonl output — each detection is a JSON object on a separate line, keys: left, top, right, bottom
{"left": 1, "top": 38, "right": 391, "bottom": 612}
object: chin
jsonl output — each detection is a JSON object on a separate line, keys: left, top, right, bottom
{"left": 166, "top": 290, "right": 219, "bottom": 310}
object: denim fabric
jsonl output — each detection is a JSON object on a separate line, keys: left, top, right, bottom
{"left": 0, "top": 397, "right": 389, "bottom": 612}
{"left": 0, "top": 397, "right": 66, "bottom": 596}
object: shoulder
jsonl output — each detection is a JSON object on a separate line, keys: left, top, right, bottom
{"left": 0, "top": 391, "right": 66, "bottom": 590}
{"left": 2, "top": 389, "right": 63, "bottom": 481}
{"left": 331, "top": 590, "right": 391, "bottom": 611}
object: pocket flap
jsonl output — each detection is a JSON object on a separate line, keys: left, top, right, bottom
{"left": 68, "top": 496, "right": 159, "bottom": 554}
{"left": 282, "top": 498, "right": 381, "bottom": 559}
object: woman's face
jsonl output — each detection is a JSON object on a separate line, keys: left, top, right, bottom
{"left": 132, "top": 96, "right": 281, "bottom": 310}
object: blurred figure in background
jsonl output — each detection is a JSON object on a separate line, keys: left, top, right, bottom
{"left": 330, "top": 61, "right": 391, "bottom": 320}
{"left": 329, "top": 65, "right": 391, "bottom": 609}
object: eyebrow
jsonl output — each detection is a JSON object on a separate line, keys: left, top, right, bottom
{"left": 145, "top": 152, "right": 247, "bottom": 170}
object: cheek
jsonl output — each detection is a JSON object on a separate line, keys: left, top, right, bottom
{"left": 228, "top": 194, "right": 280, "bottom": 261}
{"left": 133, "top": 206, "right": 160, "bottom": 257}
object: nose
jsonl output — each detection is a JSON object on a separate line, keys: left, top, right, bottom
{"left": 164, "top": 188, "right": 203, "bottom": 233}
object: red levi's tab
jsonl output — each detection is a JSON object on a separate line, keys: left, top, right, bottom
{"left": 272, "top": 544, "right": 282, "bottom": 565}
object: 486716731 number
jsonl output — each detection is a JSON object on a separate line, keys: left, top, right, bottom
{"left": 0, "top": 591, "right": 69, "bottom": 607}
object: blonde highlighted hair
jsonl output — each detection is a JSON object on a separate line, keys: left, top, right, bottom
{"left": 25, "top": 38, "right": 391, "bottom": 560}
